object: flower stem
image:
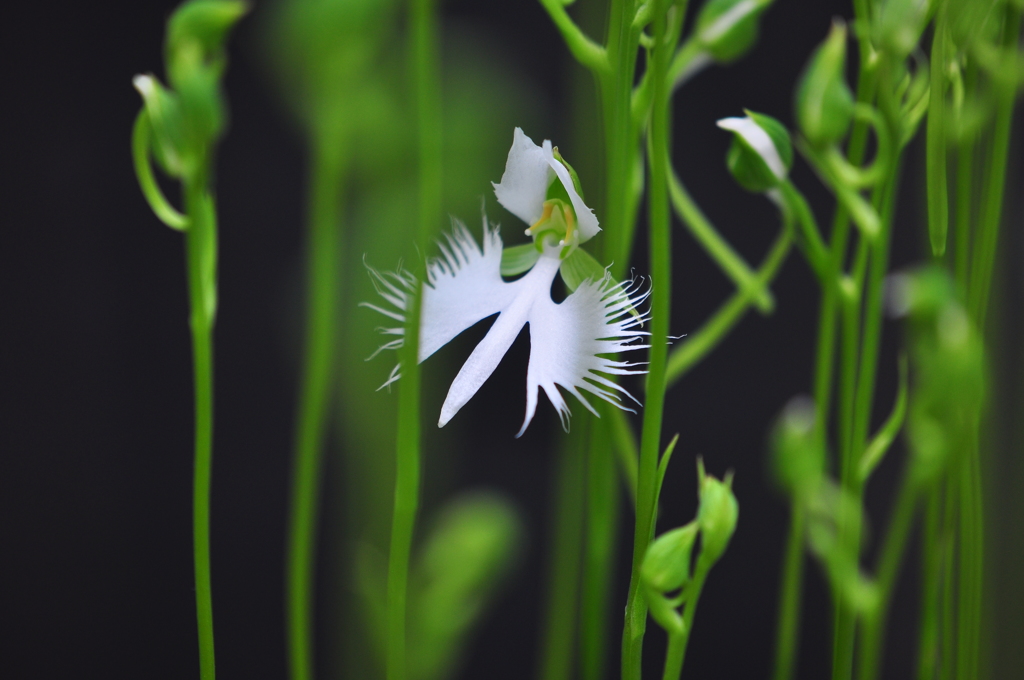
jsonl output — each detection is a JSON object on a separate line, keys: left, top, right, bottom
{"left": 581, "top": 416, "right": 619, "bottom": 680}
{"left": 386, "top": 0, "right": 441, "bottom": 676}
{"left": 184, "top": 176, "right": 217, "bottom": 680}
{"left": 772, "top": 501, "right": 806, "bottom": 680}
{"left": 286, "top": 148, "right": 344, "bottom": 680}
{"left": 622, "top": 3, "right": 679, "bottom": 678}
{"left": 538, "top": 433, "right": 586, "bottom": 680}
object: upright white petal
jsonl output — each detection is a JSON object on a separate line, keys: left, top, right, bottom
{"left": 438, "top": 255, "right": 561, "bottom": 427}
{"left": 492, "top": 128, "right": 601, "bottom": 242}
{"left": 540, "top": 140, "right": 601, "bottom": 242}
{"left": 492, "top": 128, "right": 553, "bottom": 226}
{"left": 519, "top": 274, "right": 650, "bottom": 437}
{"left": 420, "top": 220, "right": 514, "bottom": 362}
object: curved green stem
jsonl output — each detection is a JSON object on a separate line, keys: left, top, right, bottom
{"left": 539, "top": 0, "right": 609, "bottom": 73}
{"left": 666, "top": 213, "right": 792, "bottom": 385}
{"left": 668, "top": 169, "right": 773, "bottom": 312}
{"left": 286, "top": 149, "right": 343, "bottom": 680}
{"left": 132, "top": 110, "right": 189, "bottom": 230}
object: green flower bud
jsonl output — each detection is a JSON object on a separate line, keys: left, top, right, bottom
{"left": 133, "top": 74, "right": 187, "bottom": 178}
{"left": 641, "top": 523, "right": 698, "bottom": 635}
{"left": 718, "top": 110, "right": 792, "bottom": 192}
{"left": 874, "top": 0, "right": 929, "bottom": 59}
{"left": 697, "top": 462, "right": 739, "bottom": 565}
{"left": 795, "top": 21, "right": 854, "bottom": 146}
{"left": 166, "top": 0, "right": 248, "bottom": 87}
{"left": 696, "top": 0, "right": 774, "bottom": 63}
{"left": 770, "top": 396, "right": 824, "bottom": 495}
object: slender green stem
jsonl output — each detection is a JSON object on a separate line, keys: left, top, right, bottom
{"left": 667, "top": 553, "right": 711, "bottom": 678}
{"left": 926, "top": 10, "right": 949, "bottom": 257}
{"left": 666, "top": 217, "right": 792, "bottom": 385}
{"left": 668, "top": 169, "right": 774, "bottom": 312}
{"left": 581, "top": 416, "right": 619, "bottom": 680}
{"left": 609, "top": 408, "right": 640, "bottom": 509}
{"left": 184, "top": 176, "right": 217, "bottom": 680}
{"left": 286, "top": 149, "right": 343, "bottom": 680}
{"left": 387, "top": 1, "right": 441, "bottom": 677}
{"left": 780, "top": 181, "right": 830, "bottom": 282}
{"left": 538, "top": 434, "right": 586, "bottom": 680}
{"left": 967, "top": 6, "right": 1020, "bottom": 326}
{"left": 953, "top": 143, "right": 973, "bottom": 286}
{"left": 539, "top": 0, "right": 609, "bottom": 73}
{"left": 917, "top": 487, "right": 940, "bottom": 680}
{"left": 858, "top": 474, "right": 921, "bottom": 680}
{"left": 772, "top": 501, "right": 806, "bottom": 680}
{"left": 132, "top": 111, "right": 188, "bottom": 230}
{"left": 622, "top": 4, "right": 679, "bottom": 678}
{"left": 661, "top": 633, "right": 688, "bottom": 680}
{"left": 940, "top": 472, "right": 957, "bottom": 680}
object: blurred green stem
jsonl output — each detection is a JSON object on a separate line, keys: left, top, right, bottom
{"left": 581, "top": 416, "right": 619, "bottom": 680}
{"left": 772, "top": 502, "right": 806, "bottom": 680}
{"left": 387, "top": 0, "right": 441, "bottom": 677}
{"left": 184, "top": 174, "right": 217, "bottom": 680}
{"left": 287, "top": 148, "right": 344, "bottom": 680}
{"left": 538, "top": 434, "right": 586, "bottom": 680}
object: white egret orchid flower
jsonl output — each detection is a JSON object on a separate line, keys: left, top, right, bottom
{"left": 364, "top": 129, "right": 649, "bottom": 437}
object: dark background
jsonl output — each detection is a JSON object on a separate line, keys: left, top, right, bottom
{"left": 2, "top": 1, "right": 1021, "bottom": 679}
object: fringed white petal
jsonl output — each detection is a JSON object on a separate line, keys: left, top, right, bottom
{"left": 518, "top": 273, "right": 651, "bottom": 437}
{"left": 420, "top": 219, "right": 513, "bottom": 362}
{"left": 359, "top": 261, "right": 417, "bottom": 390}
{"left": 438, "top": 254, "right": 561, "bottom": 428}
{"left": 492, "top": 128, "right": 553, "bottom": 227}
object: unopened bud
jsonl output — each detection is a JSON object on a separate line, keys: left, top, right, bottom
{"left": 770, "top": 396, "right": 824, "bottom": 494}
{"left": 641, "top": 523, "right": 698, "bottom": 635}
{"left": 697, "top": 461, "right": 739, "bottom": 565}
{"left": 795, "top": 21, "right": 854, "bottom": 146}
{"left": 718, "top": 110, "right": 792, "bottom": 192}
{"left": 696, "top": 0, "right": 774, "bottom": 63}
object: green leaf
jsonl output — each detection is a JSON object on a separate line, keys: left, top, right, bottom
{"left": 558, "top": 247, "right": 606, "bottom": 291}
{"left": 500, "top": 243, "right": 541, "bottom": 277}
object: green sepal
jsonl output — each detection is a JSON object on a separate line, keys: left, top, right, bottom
{"left": 795, "top": 21, "right": 854, "bottom": 146}
{"left": 696, "top": 0, "right": 773, "bottom": 64}
{"left": 559, "top": 247, "right": 606, "bottom": 292}
{"left": 747, "top": 110, "right": 793, "bottom": 170}
{"left": 133, "top": 75, "right": 187, "bottom": 178}
{"left": 501, "top": 243, "right": 542, "bottom": 277}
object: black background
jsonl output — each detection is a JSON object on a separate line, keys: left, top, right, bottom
{"left": 2, "top": 1, "right": 1021, "bottom": 679}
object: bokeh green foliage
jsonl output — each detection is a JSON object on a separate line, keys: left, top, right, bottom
{"left": 357, "top": 493, "right": 524, "bottom": 680}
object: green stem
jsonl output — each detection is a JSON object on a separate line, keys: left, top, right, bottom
{"left": 622, "top": 4, "right": 679, "bottom": 678}
{"left": 668, "top": 169, "right": 774, "bottom": 312}
{"left": 286, "top": 149, "right": 343, "bottom": 680}
{"left": 926, "top": 10, "right": 949, "bottom": 257}
{"left": 772, "top": 502, "right": 806, "bottom": 680}
{"left": 538, "top": 434, "right": 586, "bottom": 680}
{"left": 581, "top": 416, "right": 619, "bottom": 680}
{"left": 967, "top": 6, "right": 1020, "bottom": 327}
{"left": 857, "top": 473, "right": 921, "bottom": 680}
{"left": 917, "top": 487, "right": 940, "bottom": 680}
{"left": 661, "top": 633, "right": 688, "bottom": 680}
{"left": 184, "top": 177, "right": 217, "bottom": 680}
{"left": 387, "top": 0, "right": 440, "bottom": 676}
{"left": 609, "top": 408, "right": 640, "bottom": 509}
{"left": 666, "top": 554, "right": 711, "bottom": 678}
{"left": 666, "top": 216, "right": 792, "bottom": 385}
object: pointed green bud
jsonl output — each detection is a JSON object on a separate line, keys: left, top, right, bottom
{"left": 697, "top": 461, "right": 739, "bottom": 565}
{"left": 696, "top": 0, "right": 774, "bottom": 63}
{"left": 166, "top": 0, "right": 248, "bottom": 86}
{"left": 770, "top": 396, "right": 824, "bottom": 495}
{"left": 795, "top": 21, "right": 854, "bottom": 146}
{"left": 641, "top": 522, "right": 699, "bottom": 635}
{"left": 717, "top": 110, "right": 792, "bottom": 192}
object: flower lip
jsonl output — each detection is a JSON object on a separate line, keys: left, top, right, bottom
{"left": 492, "top": 128, "right": 600, "bottom": 243}
{"left": 716, "top": 115, "right": 787, "bottom": 180}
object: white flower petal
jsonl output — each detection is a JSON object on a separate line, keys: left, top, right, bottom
{"left": 492, "top": 128, "right": 553, "bottom": 227}
{"left": 518, "top": 273, "right": 651, "bottom": 437}
{"left": 420, "top": 220, "right": 514, "bottom": 362}
{"left": 540, "top": 140, "right": 601, "bottom": 242}
{"left": 438, "top": 254, "right": 561, "bottom": 427}
{"left": 716, "top": 116, "right": 786, "bottom": 180}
